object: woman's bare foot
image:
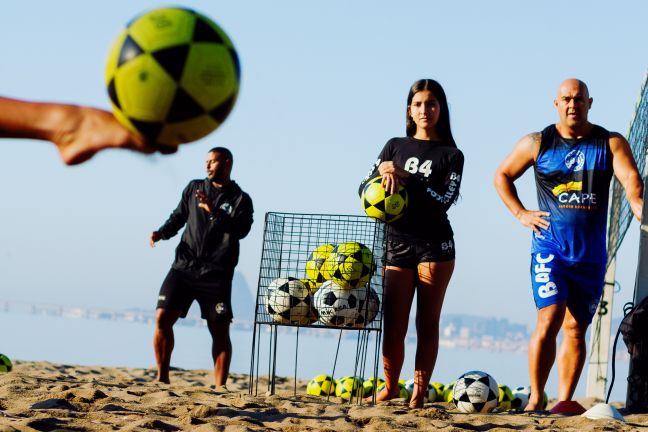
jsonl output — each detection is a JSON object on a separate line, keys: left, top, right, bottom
{"left": 366, "top": 386, "right": 400, "bottom": 403}
{"left": 408, "top": 387, "right": 426, "bottom": 409}
{"left": 524, "top": 398, "right": 544, "bottom": 412}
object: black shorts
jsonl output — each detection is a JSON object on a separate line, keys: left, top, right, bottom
{"left": 386, "top": 237, "right": 455, "bottom": 268}
{"left": 157, "top": 268, "right": 233, "bottom": 323}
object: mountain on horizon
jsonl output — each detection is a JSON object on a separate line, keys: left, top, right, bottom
{"left": 232, "top": 272, "right": 256, "bottom": 321}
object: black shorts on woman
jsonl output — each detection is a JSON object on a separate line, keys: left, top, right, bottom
{"left": 386, "top": 235, "right": 455, "bottom": 268}
{"left": 359, "top": 136, "right": 464, "bottom": 267}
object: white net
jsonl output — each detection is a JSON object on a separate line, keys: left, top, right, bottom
{"left": 607, "top": 72, "right": 648, "bottom": 268}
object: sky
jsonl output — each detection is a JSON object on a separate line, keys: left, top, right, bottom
{"left": 2, "top": 0, "right": 648, "bottom": 336}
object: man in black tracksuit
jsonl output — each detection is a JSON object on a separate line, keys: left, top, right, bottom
{"left": 150, "top": 147, "right": 253, "bottom": 389}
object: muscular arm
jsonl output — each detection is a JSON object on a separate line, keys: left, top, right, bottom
{"left": 493, "top": 132, "right": 550, "bottom": 234}
{"left": 0, "top": 96, "right": 172, "bottom": 165}
{"left": 610, "top": 132, "right": 644, "bottom": 221}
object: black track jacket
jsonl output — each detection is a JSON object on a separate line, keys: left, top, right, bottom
{"left": 157, "top": 179, "right": 253, "bottom": 278}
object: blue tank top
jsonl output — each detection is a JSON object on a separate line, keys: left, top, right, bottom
{"left": 531, "top": 124, "right": 612, "bottom": 263}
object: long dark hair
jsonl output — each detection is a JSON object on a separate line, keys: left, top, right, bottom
{"left": 405, "top": 79, "right": 456, "bottom": 147}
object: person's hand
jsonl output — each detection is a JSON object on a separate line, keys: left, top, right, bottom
{"left": 149, "top": 231, "right": 162, "bottom": 248}
{"left": 51, "top": 105, "right": 177, "bottom": 165}
{"left": 378, "top": 161, "right": 408, "bottom": 194}
{"left": 516, "top": 209, "right": 550, "bottom": 234}
{"left": 196, "top": 190, "right": 213, "bottom": 214}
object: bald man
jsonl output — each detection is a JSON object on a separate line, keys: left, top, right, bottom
{"left": 494, "top": 79, "right": 643, "bottom": 410}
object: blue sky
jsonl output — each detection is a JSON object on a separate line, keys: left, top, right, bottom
{"left": 2, "top": 0, "right": 647, "bottom": 332}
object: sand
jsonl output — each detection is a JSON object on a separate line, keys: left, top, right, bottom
{"left": 0, "top": 361, "right": 646, "bottom": 431}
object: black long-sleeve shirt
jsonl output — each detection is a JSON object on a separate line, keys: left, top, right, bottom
{"left": 359, "top": 137, "right": 464, "bottom": 242}
{"left": 157, "top": 179, "right": 253, "bottom": 277}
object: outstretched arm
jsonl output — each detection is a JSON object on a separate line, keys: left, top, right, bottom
{"left": 0, "top": 96, "right": 175, "bottom": 165}
{"left": 493, "top": 132, "right": 549, "bottom": 234}
{"left": 610, "top": 132, "right": 643, "bottom": 221}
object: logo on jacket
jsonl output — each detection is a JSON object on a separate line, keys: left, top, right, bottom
{"left": 564, "top": 150, "right": 585, "bottom": 172}
{"left": 219, "top": 202, "right": 233, "bottom": 215}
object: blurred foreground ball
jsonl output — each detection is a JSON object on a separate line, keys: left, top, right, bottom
{"left": 105, "top": 7, "right": 239, "bottom": 148}
{"left": 0, "top": 354, "right": 12, "bottom": 373}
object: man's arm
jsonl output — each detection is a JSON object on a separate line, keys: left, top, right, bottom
{"left": 610, "top": 132, "right": 643, "bottom": 221}
{"left": 493, "top": 132, "right": 550, "bottom": 234}
{"left": 150, "top": 184, "right": 192, "bottom": 247}
{"left": 0, "top": 96, "right": 174, "bottom": 165}
{"left": 215, "top": 194, "right": 254, "bottom": 240}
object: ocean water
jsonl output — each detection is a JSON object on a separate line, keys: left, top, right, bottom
{"left": 0, "top": 311, "right": 630, "bottom": 402}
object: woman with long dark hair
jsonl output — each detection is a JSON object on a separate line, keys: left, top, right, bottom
{"left": 360, "top": 79, "right": 464, "bottom": 408}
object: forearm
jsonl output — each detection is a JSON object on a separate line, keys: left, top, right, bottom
{"left": 494, "top": 172, "right": 526, "bottom": 218}
{"left": 623, "top": 171, "right": 644, "bottom": 220}
{"left": 0, "top": 96, "right": 73, "bottom": 141}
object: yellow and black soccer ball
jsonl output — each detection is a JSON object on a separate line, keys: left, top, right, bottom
{"left": 304, "top": 244, "right": 335, "bottom": 290}
{"left": 362, "top": 376, "right": 385, "bottom": 397}
{"left": 430, "top": 381, "right": 445, "bottom": 402}
{"left": 498, "top": 384, "right": 515, "bottom": 410}
{"left": 335, "top": 376, "right": 364, "bottom": 400}
{"left": 321, "top": 242, "right": 374, "bottom": 289}
{"left": 306, "top": 374, "right": 336, "bottom": 396}
{"left": 105, "top": 7, "right": 239, "bottom": 149}
{"left": 361, "top": 176, "right": 408, "bottom": 223}
{"left": 0, "top": 354, "right": 12, "bottom": 373}
{"left": 443, "top": 380, "right": 455, "bottom": 403}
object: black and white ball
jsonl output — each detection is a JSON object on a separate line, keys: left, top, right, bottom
{"left": 512, "top": 386, "right": 530, "bottom": 410}
{"left": 452, "top": 370, "right": 499, "bottom": 413}
{"left": 354, "top": 286, "right": 380, "bottom": 327}
{"left": 314, "top": 281, "right": 362, "bottom": 327}
{"left": 266, "top": 277, "right": 311, "bottom": 325}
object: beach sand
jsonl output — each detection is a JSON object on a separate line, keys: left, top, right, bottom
{"left": 0, "top": 361, "right": 646, "bottom": 431}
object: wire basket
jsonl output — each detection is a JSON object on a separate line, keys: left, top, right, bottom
{"left": 253, "top": 212, "right": 385, "bottom": 331}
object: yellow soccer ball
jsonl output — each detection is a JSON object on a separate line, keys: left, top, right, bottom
{"left": 335, "top": 376, "right": 364, "bottom": 400}
{"left": 321, "top": 242, "right": 374, "bottom": 289}
{"left": 304, "top": 244, "right": 335, "bottom": 289}
{"left": 498, "top": 384, "right": 515, "bottom": 410}
{"left": 361, "top": 176, "right": 408, "bottom": 223}
{"left": 0, "top": 354, "right": 12, "bottom": 373}
{"left": 306, "top": 374, "right": 336, "bottom": 396}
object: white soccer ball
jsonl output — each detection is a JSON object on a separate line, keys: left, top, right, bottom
{"left": 452, "top": 370, "right": 499, "bottom": 413}
{"left": 314, "top": 281, "right": 361, "bottom": 327}
{"left": 266, "top": 277, "right": 311, "bottom": 325}
{"left": 512, "top": 385, "right": 530, "bottom": 410}
{"left": 511, "top": 385, "right": 547, "bottom": 409}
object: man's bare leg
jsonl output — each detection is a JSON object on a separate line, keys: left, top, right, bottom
{"left": 557, "top": 307, "right": 589, "bottom": 401}
{"left": 526, "top": 302, "right": 565, "bottom": 411}
{"left": 207, "top": 320, "right": 232, "bottom": 387}
{"left": 153, "top": 308, "right": 182, "bottom": 383}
